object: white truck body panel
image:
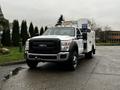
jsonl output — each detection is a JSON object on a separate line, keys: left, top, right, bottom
{"left": 75, "top": 39, "right": 84, "bottom": 54}
{"left": 32, "top": 34, "right": 85, "bottom": 55}
{"left": 32, "top": 35, "right": 74, "bottom": 41}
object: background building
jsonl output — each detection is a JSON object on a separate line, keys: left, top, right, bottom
{"left": 99, "top": 31, "right": 120, "bottom": 43}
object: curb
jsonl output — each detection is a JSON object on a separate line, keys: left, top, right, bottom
{"left": 0, "top": 60, "right": 26, "bottom": 66}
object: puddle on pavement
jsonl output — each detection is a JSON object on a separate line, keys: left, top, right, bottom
{"left": 2, "top": 67, "right": 25, "bottom": 81}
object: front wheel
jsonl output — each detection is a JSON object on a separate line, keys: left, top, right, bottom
{"left": 26, "top": 60, "right": 38, "bottom": 69}
{"left": 68, "top": 51, "right": 78, "bottom": 71}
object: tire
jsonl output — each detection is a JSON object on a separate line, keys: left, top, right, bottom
{"left": 85, "top": 51, "right": 92, "bottom": 59}
{"left": 93, "top": 48, "right": 96, "bottom": 54}
{"left": 68, "top": 51, "right": 78, "bottom": 71}
{"left": 85, "top": 45, "right": 95, "bottom": 59}
{"left": 26, "top": 60, "right": 38, "bottom": 69}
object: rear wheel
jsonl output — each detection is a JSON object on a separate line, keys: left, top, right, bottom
{"left": 85, "top": 46, "right": 95, "bottom": 59}
{"left": 26, "top": 60, "right": 38, "bottom": 69}
{"left": 85, "top": 51, "right": 92, "bottom": 58}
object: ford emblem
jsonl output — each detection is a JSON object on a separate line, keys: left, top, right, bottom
{"left": 39, "top": 44, "right": 47, "bottom": 47}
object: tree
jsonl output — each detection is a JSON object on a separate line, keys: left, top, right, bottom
{"left": 12, "top": 20, "right": 20, "bottom": 46}
{"left": 34, "top": 26, "right": 39, "bottom": 36}
{"left": 0, "top": 25, "right": 3, "bottom": 31}
{"left": 89, "top": 19, "right": 98, "bottom": 31}
{"left": 104, "top": 25, "right": 112, "bottom": 31}
{"left": 40, "top": 27, "right": 44, "bottom": 35}
{"left": 95, "top": 27, "right": 102, "bottom": 42}
{"left": 45, "top": 26, "right": 48, "bottom": 31}
{"left": 29, "top": 22, "right": 34, "bottom": 37}
{"left": 0, "top": 18, "right": 10, "bottom": 46}
{"left": 1, "top": 27, "right": 11, "bottom": 46}
{"left": 55, "top": 14, "right": 65, "bottom": 26}
{"left": 0, "top": 25, "right": 3, "bottom": 46}
{"left": 21, "top": 20, "right": 29, "bottom": 45}
{"left": 102, "top": 25, "right": 112, "bottom": 43}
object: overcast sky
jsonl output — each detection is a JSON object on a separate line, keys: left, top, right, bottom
{"left": 1, "top": 0, "right": 120, "bottom": 30}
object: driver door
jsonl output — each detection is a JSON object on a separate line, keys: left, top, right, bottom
{"left": 75, "top": 28, "right": 83, "bottom": 54}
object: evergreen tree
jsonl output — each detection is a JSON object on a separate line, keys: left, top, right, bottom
{"left": 1, "top": 27, "right": 11, "bottom": 46}
{"left": 12, "top": 20, "right": 20, "bottom": 46}
{"left": 55, "top": 14, "right": 65, "bottom": 26}
{"left": 29, "top": 22, "right": 34, "bottom": 37}
{"left": 21, "top": 20, "right": 29, "bottom": 45}
{"left": 34, "top": 26, "right": 39, "bottom": 36}
{"left": 45, "top": 26, "right": 48, "bottom": 31}
{"left": 40, "top": 27, "right": 44, "bottom": 35}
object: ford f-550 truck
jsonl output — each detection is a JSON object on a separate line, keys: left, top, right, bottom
{"left": 24, "top": 19, "right": 96, "bottom": 70}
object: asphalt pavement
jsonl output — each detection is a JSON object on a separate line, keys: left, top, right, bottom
{"left": 1, "top": 46, "right": 120, "bottom": 90}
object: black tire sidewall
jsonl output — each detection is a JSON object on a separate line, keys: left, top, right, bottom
{"left": 26, "top": 60, "right": 38, "bottom": 68}
{"left": 68, "top": 50, "right": 78, "bottom": 70}
{"left": 85, "top": 51, "right": 92, "bottom": 59}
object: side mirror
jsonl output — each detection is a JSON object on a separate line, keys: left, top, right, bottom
{"left": 77, "top": 34, "right": 83, "bottom": 39}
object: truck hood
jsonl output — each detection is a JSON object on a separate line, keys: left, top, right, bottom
{"left": 31, "top": 35, "right": 74, "bottom": 41}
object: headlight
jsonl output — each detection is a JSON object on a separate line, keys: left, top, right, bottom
{"left": 61, "top": 40, "right": 71, "bottom": 51}
{"left": 25, "top": 40, "right": 29, "bottom": 51}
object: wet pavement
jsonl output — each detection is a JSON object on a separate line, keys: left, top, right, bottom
{"left": 1, "top": 46, "right": 120, "bottom": 90}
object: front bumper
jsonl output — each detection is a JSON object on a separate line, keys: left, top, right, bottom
{"left": 25, "top": 51, "right": 69, "bottom": 62}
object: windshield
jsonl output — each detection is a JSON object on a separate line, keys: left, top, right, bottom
{"left": 43, "top": 27, "right": 75, "bottom": 36}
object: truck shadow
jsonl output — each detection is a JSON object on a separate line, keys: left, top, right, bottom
{"left": 27, "top": 55, "right": 95, "bottom": 73}
{"left": 2, "top": 56, "right": 95, "bottom": 81}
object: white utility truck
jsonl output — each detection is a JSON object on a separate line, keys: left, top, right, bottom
{"left": 24, "top": 19, "right": 96, "bottom": 70}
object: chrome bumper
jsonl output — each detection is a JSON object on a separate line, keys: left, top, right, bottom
{"left": 25, "top": 52, "right": 69, "bottom": 62}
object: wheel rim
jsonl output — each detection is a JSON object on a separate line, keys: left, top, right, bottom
{"left": 73, "top": 55, "right": 77, "bottom": 68}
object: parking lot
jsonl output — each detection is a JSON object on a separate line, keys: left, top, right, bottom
{"left": 1, "top": 46, "right": 120, "bottom": 90}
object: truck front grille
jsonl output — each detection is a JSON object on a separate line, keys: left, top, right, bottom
{"left": 29, "top": 38, "right": 60, "bottom": 54}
